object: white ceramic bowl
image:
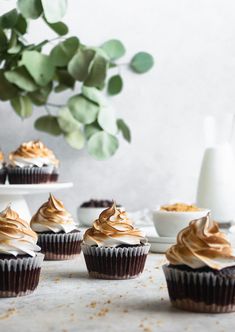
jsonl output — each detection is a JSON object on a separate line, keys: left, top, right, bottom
{"left": 77, "top": 207, "right": 105, "bottom": 227}
{"left": 153, "top": 208, "right": 210, "bottom": 237}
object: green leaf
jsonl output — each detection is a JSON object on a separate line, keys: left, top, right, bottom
{"left": 130, "top": 52, "right": 154, "bottom": 73}
{"left": 88, "top": 131, "right": 119, "bottom": 160}
{"left": 108, "top": 75, "right": 123, "bottom": 95}
{"left": 28, "top": 83, "right": 52, "bottom": 105}
{"left": 8, "top": 31, "right": 21, "bottom": 54}
{"left": 68, "top": 95, "right": 99, "bottom": 124}
{"left": 11, "top": 95, "right": 32, "bottom": 118}
{"left": 56, "top": 69, "right": 75, "bottom": 89}
{"left": 68, "top": 48, "right": 95, "bottom": 81}
{"left": 0, "top": 29, "right": 7, "bottom": 51}
{"left": 17, "top": 0, "right": 43, "bottom": 19}
{"left": 82, "top": 86, "right": 106, "bottom": 106}
{"left": 41, "top": 0, "right": 67, "bottom": 23}
{"left": 46, "top": 21, "right": 68, "bottom": 36}
{"left": 64, "top": 129, "right": 85, "bottom": 149}
{"left": 101, "top": 39, "right": 125, "bottom": 60}
{"left": 35, "top": 115, "right": 62, "bottom": 136}
{"left": 50, "top": 37, "right": 79, "bottom": 67}
{"left": 14, "top": 14, "right": 27, "bottom": 34}
{"left": 84, "top": 122, "right": 102, "bottom": 139}
{"left": 21, "top": 50, "right": 55, "bottom": 86}
{"left": 85, "top": 55, "right": 108, "bottom": 88}
{"left": 0, "top": 9, "right": 18, "bottom": 29}
{"left": 57, "top": 106, "right": 81, "bottom": 133}
{"left": 117, "top": 119, "right": 131, "bottom": 143}
{"left": 5, "top": 66, "right": 38, "bottom": 92}
{"left": 98, "top": 106, "right": 118, "bottom": 135}
{"left": 0, "top": 70, "right": 18, "bottom": 101}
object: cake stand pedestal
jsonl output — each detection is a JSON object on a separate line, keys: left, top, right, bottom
{"left": 0, "top": 183, "right": 73, "bottom": 220}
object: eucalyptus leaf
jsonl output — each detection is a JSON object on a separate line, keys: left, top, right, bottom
{"left": 108, "top": 75, "right": 123, "bottom": 95}
{"left": 82, "top": 86, "right": 106, "bottom": 106}
{"left": 15, "top": 14, "right": 27, "bottom": 34}
{"left": 21, "top": 50, "right": 55, "bottom": 86}
{"left": 85, "top": 55, "right": 108, "bottom": 88}
{"left": 0, "top": 70, "right": 18, "bottom": 101}
{"left": 58, "top": 106, "right": 81, "bottom": 133}
{"left": 0, "top": 29, "right": 7, "bottom": 51}
{"left": 130, "top": 52, "right": 154, "bottom": 73}
{"left": 68, "top": 48, "right": 95, "bottom": 81}
{"left": 28, "top": 83, "right": 52, "bottom": 105}
{"left": 50, "top": 37, "right": 79, "bottom": 67}
{"left": 41, "top": 0, "right": 67, "bottom": 23}
{"left": 101, "top": 39, "right": 125, "bottom": 60}
{"left": 56, "top": 69, "right": 75, "bottom": 89}
{"left": 17, "top": 0, "right": 43, "bottom": 19}
{"left": 0, "top": 9, "right": 18, "bottom": 29}
{"left": 98, "top": 106, "right": 118, "bottom": 135}
{"left": 35, "top": 115, "right": 62, "bottom": 136}
{"left": 5, "top": 66, "right": 38, "bottom": 92}
{"left": 68, "top": 95, "right": 99, "bottom": 124}
{"left": 84, "top": 122, "right": 102, "bottom": 139}
{"left": 117, "top": 118, "right": 131, "bottom": 143}
{"left": 65, "top": 129, "right": 85, "bottom": 149}
{"left": 46, "top": 21, "right": 68, "bottom": 36}
{"left": 11, "top": 95, "right": 32, "bottom": 118}
{"left": 87, "top": 131, "right": 119, "bottom": 160}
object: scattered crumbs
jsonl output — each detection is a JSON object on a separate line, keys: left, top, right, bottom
{"left": 123, "top": 309, "right": 128, "bottom": 313}
{"left": 184, "top": 327, "right": 191, "bottom": 331}
{"left": 89, "top": 316, "right": 94, "bottom": 320}
{"left": 119, "top": 295, "right": 123, "bottom": 298}
{"left": 143, "top": 328, "right": 152, "bottom": 332}
{"left": 160, "top": 297, "right": 164, "bottom": 301}
{"left": 0, "top": 308, "right": 17, "bottom": 320}
{"left": 97, "top": 308, "right": 109, "bottom": 317}
{"left": 139, "top": 323, "right": 144, "bottom": 328}
{"left": 68, "top": 273, "right": 73, "bottom": 278}
{"left": 87, "top": 301, "right": 97, "bottom": 309}
{"left": 156, "top": 320, "right": 163, "bottom": 326}
{"left": 159, "top": 284, "right": 167, "bottom": 290}
{"left": 70, "top": 313, "right": 75, "bottom": 317}
{"left": 62, "top": 329, "right": 68, "bottom": 332}
{"left": 215, "top": 321, "right": 220, "bottom": 325}
{"left": 54, "top": 277, "right": 61, "bottom": 283}
{"left": 105, "top": 300, "right": 111, "bottom": 304}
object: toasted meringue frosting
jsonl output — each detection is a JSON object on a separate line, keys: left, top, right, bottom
{"left": 83, "top": 202, "right": 147, "bottom": 247}
{"left": 31, "top": 194, "right": 77, "bottom": 233}
{"left": 0, "top": 150, "right": 4, "bottom": 169}
{"left": 166, "top": 213, "right": 235, "bottom": 270}
{"left": 9, "top": 140, "right": 59, "bottom": 168}
{"left": 0, "top": 205, "right": 40, "bottom": 257}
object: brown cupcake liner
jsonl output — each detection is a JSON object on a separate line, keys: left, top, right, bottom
{"left": 0, "top": 253, "right": 44, "bottom": 297}
{"left": 163, "top": 264, "right": 235, "bottom": 313}
{"left": 7, "top": 166, "right": 59, "bottom": 184}
{"left": 82, "top": 243, "right": 150, "bottom": 280}
{"left": 0, "top": 167, "right": 7, "bottom": 184}
{"left": 37, "top": 232, "right": 82, "bottom": 260}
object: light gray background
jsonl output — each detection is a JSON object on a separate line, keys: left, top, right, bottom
{"left": 0, "top": 0, "right": 234, "bottom": 219}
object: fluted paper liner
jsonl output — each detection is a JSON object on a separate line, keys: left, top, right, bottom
{"left": 37, "top": 231, "right": 82, "bottom": 260}
{"left": 0, "top": 167, "right": 7, "bottom": 184}
{"left": 8, "top": 166, "right": 59, "bottom": 184}
{"left": 0, "top": 253, "right": 44, "bottom": 297}
{"left": 82, "top": 243, "right": 150, "bottom": 280}
{"left": 163, "top": 264, "right": 235, "bottom": 313}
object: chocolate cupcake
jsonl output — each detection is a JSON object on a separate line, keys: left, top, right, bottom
{"left": 163, "top": 213, "right": 235, "bottom": 313}
{"left": 8, "top": 140, "right": 59, "bottom": 184}
{"left": 82, "top": 202, "right": 150, "bottom": 279}
{"left": 0, "top": 150, "right": 7, "bottom": 184}
{"left": 0, "top": 205, "right": 44, "bottom": 297}
{"left": 31, "top": 194, "right": 82, "bottom": 260}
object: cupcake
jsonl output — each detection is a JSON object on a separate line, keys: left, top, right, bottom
{"left": 0, "top": 205, "right": 44, "bottom": 297}
{"left": 163, "top": 213, "right": 235, "bottom": 313}
{"left": 82, "top": 202, "right": 150, "bottom": 279}
{"left": 31, "top": 194, "right": 82, "bottom": 260}
{"left": 8, "top": 140, "right": 59, "bottom": 184}
{"left": 0, "top": 150, "right": 7, "bottom": 184}
{"left": 78, "top": 199, "right": 122, "bottom": 227}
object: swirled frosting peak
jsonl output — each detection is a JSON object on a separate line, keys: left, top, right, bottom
{"left": 0, "top": 205, "right": 40, "bottom": 257}
{"left": 83, "top": 202, "right": 147, "bottom": 247}
{"left": 31, "top": 194, "right": 77, "bottom": 233}
{"left": 9, "top": 140, "right": 59, "bottom": 168}
{"left": 166, "top": 213, "right": 235, "bottom": 270}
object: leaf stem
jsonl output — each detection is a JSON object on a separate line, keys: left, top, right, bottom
{"left": 46, "top": 102, "right": 64, "bottom": 108}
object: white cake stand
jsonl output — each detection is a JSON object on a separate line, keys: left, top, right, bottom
{"left": 0, "top": 182, "right": 73, "bottom": 221}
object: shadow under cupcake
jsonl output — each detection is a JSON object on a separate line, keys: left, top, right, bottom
{"left": 163, "top": 213, "right": 235, "bottom": 313}
{"left": 82, "top": 202, "right": 150, "bottom": 279}
{"left": 0, "top": 205, "right": 44, "bottom": 297}
{"left": 31, "top": 194, "right": 82, "bottom": 260}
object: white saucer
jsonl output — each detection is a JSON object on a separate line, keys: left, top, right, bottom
{"left": 148, "top": 235, "right": 176, "bottom": 253}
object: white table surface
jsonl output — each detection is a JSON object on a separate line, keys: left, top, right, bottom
{"left": 1, "top": 253, "right": 235, "bottom": 332}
